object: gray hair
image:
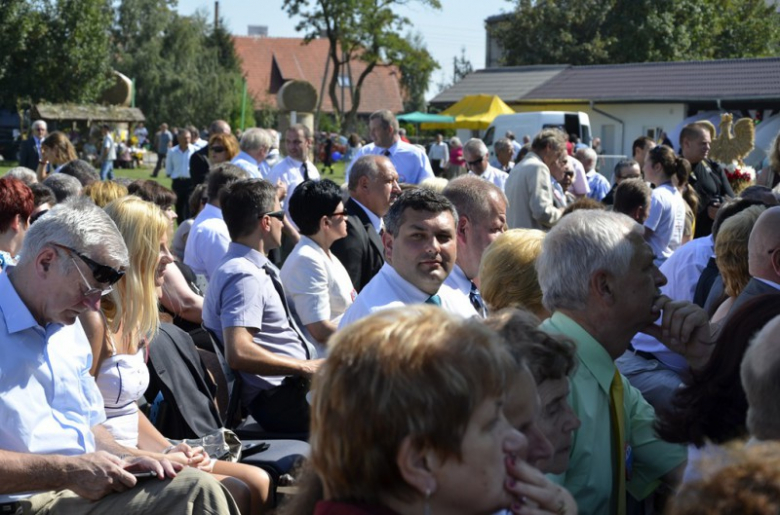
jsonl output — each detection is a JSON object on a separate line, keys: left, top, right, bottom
{"left": 384, "top": 188, "right": 457, "bottom": 237}
{"left": 741, "top": 315, "right": 780, "bottom": 440}
{"left": 42, "top": 173, "right": 82, "bottom": 203}
{"left": 494, "top": 138, "right": 513, "bottom": 155}
{"left": 31, "top": 120, "right": 47, "bottom": 131}
{"left": 19, "top": 197, "right": 128, "bottom": 269}
{"left": 463, "top": 138, "right": 488, "bottom": 158}
{"left": 577, "top": 148, "right": 597, "bottom": 167}
{"left": 614, "top": 159, "right": 640, "bottom": 179}
{"left": 240, "top": 128, "right": 273, "bottom": 152}
{"left": 536, "top": 210, "right": 640, "bottom": 311}
{"left": 443, "top": 175, "right": 506, "bottom": 222}
{"left": 450, "top": 137, "right": 462, "bottom": 147}
{"left": 348, "top": 154, "right": 384, "bottom": 191}
{"left": 369, "top": 110, "right": 399, "bottom": 134}
{"left": 531, "top": 129, "right": 567, "bottom": 154}
{"left": 5, "top": 167, "right": 37, "bottom": 186}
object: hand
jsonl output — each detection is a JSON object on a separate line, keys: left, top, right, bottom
{"left": 123, "top": 455, "right": 183, "bottom": 479}
{"left": 165, "top": 443, "right": 213, "bottom": 472}
{"left": 64, "top": 451, "right": 136, "bottom": 501}
{"left": 707, "top": 203, "right": 720, "bottom": 221}
{"left": 276, "top": 180, "right": 287, "bottom": 201}
{"left": 643, "top": 295, "right": 713, "bottom": 370}
{"left": 505, "top": 457, "right": 577, "bottom": 515}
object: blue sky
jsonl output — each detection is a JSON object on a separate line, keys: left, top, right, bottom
{"left": 175, "top": 0, "right": 514, "bottom": 96}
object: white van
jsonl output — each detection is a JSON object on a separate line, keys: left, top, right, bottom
{"left": 483, "top": 111, "right": 592, "bottom": 159}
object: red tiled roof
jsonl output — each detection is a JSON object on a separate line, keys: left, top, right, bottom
{"left": 232, "top": 36, "right": 404, "bottom": 114}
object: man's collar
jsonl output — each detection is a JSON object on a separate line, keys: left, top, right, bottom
{"left": 543, "top": 311, "right": 616, "bottom": 394}
{"left": 351, "top": 198, "right": 382, "bottom": 232}
{"left": 227, "top": 241, "right": 268, "bottom": 268}
{"left": 383, "top": 263, "right": 437, "bottom": 302}
{"left": 0, "top": 269, "right": 46, "bottom": 334}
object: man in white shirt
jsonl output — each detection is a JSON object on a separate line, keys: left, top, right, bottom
{"left": 441, "top": 175, "right": 507, "bottom": 318}
{"left": 463, "top": 138, "right": 509, "bottom": 191}
{"left": 189, "top": 125, "right": 207, "bottom": 150}
{"left": 166, "top": 128, "right": 196, "bottom": 221}
{"left": 184, "top": 163, "right": 248, "bottom": 290}
{"left": 133, "top": 122, "right": 148, "bottom": 147}
{"left": 339, "top": 188, "right": 474, "bottom": 328}
{"left": 99, "top": 124, "right": 116, "bottom": 181}
{"left": 490, "top": 137, "right": 515, "bottom": 174}
{"left": 345, "top": 110, "right": 434, "bottom": 185}
{"left": 232, "top": 128, "right": 272, "bottom": 179}
{"left": 269, "top": 124, "right": 320, "bottom": 211}
{"left": 427, "top": 134, "right": 449, "bottom": 177}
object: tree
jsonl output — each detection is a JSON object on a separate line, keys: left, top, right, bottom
{"left": 493, "top": 0, "right": 780, "bottom": 66}
{"left": 395, "top": 32, "right": 439, "bottom": 113}
{"left": 0, "top": 0, "right": 113, "bottom": 107}
{"left": 453, "top": 46, "right": 473, "bottom": 83}
{"left": 283, "top": 0, "right": 441, "bottom": 131}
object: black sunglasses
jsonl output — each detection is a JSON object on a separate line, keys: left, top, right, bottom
{"left": 210, "top": 146, "right": 226, "bottom": 153}
{"left": 52, "top": 243, "right": 125, "bottom": 285}
{"left": 466, "top": 156, "right": 485, "bottom": 167}
{"left": 259, "top": 210, "right": 285, "bottom": 221}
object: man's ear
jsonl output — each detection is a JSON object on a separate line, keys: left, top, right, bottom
{"left": 358, "top": 175, "right": 369, "bottom": 192}
{"left": 36, "top": 247, "right": 57, "bottom": 276}
{"left": 395, "top": 436, "right": 437, "bottom": 498}
{"left": 591, "top": 269, "right": 615, "bottom": 305}
{"left": 457, "top": 215, "right": 469, "bottom": 244}
{"left": 383, "top": 231, "right": 394, "bottom": 264}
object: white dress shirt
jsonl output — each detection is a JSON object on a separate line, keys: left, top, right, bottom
{"left": 269, "top": 156, "right": 321, "bottom": 211}
{"left": 346, "top": 140, "right": 434, "bottom": 185}
{"left": 232, "top": 151, "right": 270, "bottom": 179}
{"left": 469, "top": 166, "right": 509, "bottom": 191}
{"left": 351, "top": 198, "right": 382, "bottom": 233}
{"left": 443, "top": 264, "right": 480, "bottom": 317}
{"left": 339, "top": 263, "right": 476, "bottom": 328}
{"left": 166, "top": 144, "right": 195, "bottom": 179}
{"left": 183, "top": 203, "right": 231, "bottom": 283}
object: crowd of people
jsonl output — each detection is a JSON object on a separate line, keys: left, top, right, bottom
{"left": 1, "top": 107, "right": 780, "bottom": 515}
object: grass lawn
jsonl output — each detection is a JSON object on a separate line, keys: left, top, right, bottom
{"left": 0, "top": 159, "right": 347, "bottom": 187}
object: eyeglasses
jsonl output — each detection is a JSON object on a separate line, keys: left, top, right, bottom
{"left": 210, "top": 146, "right": 226, "bottom": 153}
{"left": 52, "top": 243, "right": 125, "bottom": 285}
{"left": 466, "top": 156, "right": 485, "bottom": 167}
{"left": 563, "top": 170, "right": 575, "bottom": 178}
{"left": 259, "top": 210, "right": 285, "bottom": 221}
{"left": 71, "top": 258, "right": 114, "bottom": 299}
{"left": 30, "top": 209, "right": 48, "bottom": 225}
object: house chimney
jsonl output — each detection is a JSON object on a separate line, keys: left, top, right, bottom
{"left": 214, "top": 1, "right": 219, "bottom": 29}
{"left": 248, "top": 25, "right": 268, "bottom": 37}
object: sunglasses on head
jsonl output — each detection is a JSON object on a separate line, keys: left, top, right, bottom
{"left": 259, "top": 210, "right": 285, "bottom": 221}
{"left": 52, "top": 243, "right": 125, "bottom": 285}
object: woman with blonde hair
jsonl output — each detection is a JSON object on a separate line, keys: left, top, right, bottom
{"left": 83, "top": 180, "right": 129, "bottom": 208}
{"left": 479, "top": 229, "right": 547, "bottom": 319}
{"left": 37, "top": 130, "right": 78, "bottom": 180}
{"left": 307, "top": 306, "right": 575, "bottom": 515}
{"left": 81, "top": 196, "right": 271, "bottom": 515}
{"left": 208, "top": 132, "right": 240, "bottom": 164}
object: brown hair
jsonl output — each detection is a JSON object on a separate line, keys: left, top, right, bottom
{"left": 209, "top": 132, "right": 240, "bottom": 161}
{"left": 41, "top": 131, "right": 77, "bottom": 165}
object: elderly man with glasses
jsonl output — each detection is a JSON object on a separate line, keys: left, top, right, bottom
{"left": 462, "top": 138, "right": 508, "bottom": 191}
{"left": 0, "top": 197, "right": 241, "bottom": 515}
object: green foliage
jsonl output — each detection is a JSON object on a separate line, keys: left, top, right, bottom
{"left": 0, "top": 0, "right": 114, "bottom": 106}
{"left": 282, "top": 0, "right": 440, "bottom": 131}
{"left": 397, "top": 32, "right": 439, "bottom": 113}
{"left": 452, "top": 46, "right": 474, "bottom": 83}
{"left": 494, "top": 0, "right": 780, "bottom": 66}
{"left": 112, "top": 2, "right": 245, "bottom": 131}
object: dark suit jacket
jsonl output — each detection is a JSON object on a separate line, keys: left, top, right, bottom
{"left": 330, "top": 197, "right": 384, "bottom": 292}
{"left": 189, "top": 145, "right": 210, "bottom": 186}
{"left": 19, "top": 137, "right": 40, "bottom": 170}
{"left": 729, "top": 278, "right": 780, "bottom": 316}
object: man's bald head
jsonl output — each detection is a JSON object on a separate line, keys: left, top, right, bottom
{"left": 741, "top": 314, "right": 780, "bottom": 440}
{"left": 748, "top": 206, "right": 780, "bottom": 281}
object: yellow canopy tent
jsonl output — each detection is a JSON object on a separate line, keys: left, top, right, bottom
{"left": 420, "top": 94, "right": 515, "bottom": 130}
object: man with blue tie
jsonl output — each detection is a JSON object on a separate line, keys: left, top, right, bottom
{"left": 203, "top": 179, "right": 323, "bottom": 435}
{"left": 339, "top": 188, "right": 475, "bottom": 328}
{"left": 19, "top": 120, "right": 47, "bottom": 171}
{"left": 442, "top": 175, "right": 508, "bottom": 318}
{"left": 345, "top": 110, "right": 434, "bottom": 185}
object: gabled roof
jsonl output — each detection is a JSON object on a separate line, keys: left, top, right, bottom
{"left": 232, "top": 36, "right": 404, "bottom": 114}
{"left": 430, "top": 65, "right": 568, "bottom": 105}
{"left": 523, "top": 57, "right": 780, "bottom": 103}
{"left": 432, "top": 57, "right": 780, "bottom": 106}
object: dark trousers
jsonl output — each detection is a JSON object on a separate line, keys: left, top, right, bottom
{"left": 431, "top": 159, "right": 444, "bottom": 177}
{"left": 172, "top": 178, "right": 194, "bottom": 221}
{"left": 248, "top": 377, "right": 310, "bottom": 434}
{"left": 152, "top": 152, "right": 167, "bottom": 177}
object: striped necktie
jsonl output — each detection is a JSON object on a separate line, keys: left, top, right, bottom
{"left": 469, "top": 281, "right": 487, "bottom": 318}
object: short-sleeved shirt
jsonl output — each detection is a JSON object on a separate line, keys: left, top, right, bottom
{"left": 184, "top": 203, "right": 230, "bottom": 282}
{"left": 542, "top": 312, "right": 686, "bottom": 515}
{"left": 0, "top": 271, "right": 106, "bottom": 502}
{"left": 103, "top": 133, "right": 116, "bottom": 161}
{"left": 469, "top": 166, "right": 509, "bottom": 191}
{"left": 157, "top": 130, "right": 172, "bottom": 154}
{"left": 345, "top": 140, "right": 434, "bottom": 185}
{"left": 586, "top": 170, "right": 611, "bottom": 201}
{"left": 645, "top": 183, "right": 686, "bottom": 266}
{"left": 203, "top": 242, "right": 308, "bottom": 405}
{"left": 280, "top": 237, "right": 355, "bottom": 353}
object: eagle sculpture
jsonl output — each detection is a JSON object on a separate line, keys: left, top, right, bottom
{"left": 708, "top": 113, "right": 755, "bottom": 166}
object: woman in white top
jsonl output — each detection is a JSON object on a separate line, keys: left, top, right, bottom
{"left": 281, "top": 179, "right": 355, "bottom": 351}
{"left": 81, "top": 196, "right": 271, "bottom": 515}
{"left": 642, "top": 145, "right": 688, "bottom": 266}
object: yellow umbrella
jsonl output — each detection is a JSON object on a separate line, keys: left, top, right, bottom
{"left": 421, "top": 94, "right": 515, "bottom": 130}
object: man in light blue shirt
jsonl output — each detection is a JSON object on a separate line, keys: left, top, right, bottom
{"left": 0, "top": 198, "right": 238, "bottom": 514}
{"left": 345, "top": 110, "right": 434, "bottom": 185}
{"left": 232, "top": 128, "right": 272, "bottom": 179}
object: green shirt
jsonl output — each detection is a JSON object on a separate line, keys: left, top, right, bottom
{"left": 541, "top": 312, "right": 686, "bottom": 515}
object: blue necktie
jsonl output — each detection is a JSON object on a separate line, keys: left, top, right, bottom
{"left": 469, "top": 281, "right": 487, "bottom": 318}
{"left": 425, "top": 294, "right": 441, "bottom": 306}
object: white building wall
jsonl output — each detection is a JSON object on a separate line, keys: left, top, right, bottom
{"left": 508, "top": 102, "right": 686, "bottom": 156}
